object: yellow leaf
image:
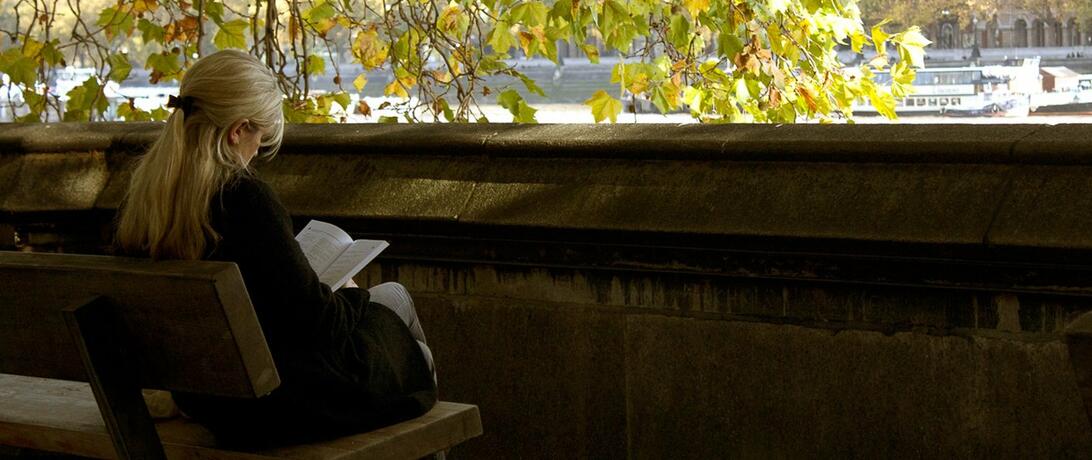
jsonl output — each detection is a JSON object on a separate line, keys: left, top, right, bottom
{"left": 437, "top": 3, "right": 466, "bottom": 36}
{"left": 384, "top": 75, "right": 416, "bottom": 99}
{"left": 684, "top": 0, "right": 709, "bottom": 17}
{"left": 871, "top": 19, "right": 891, "bottom": 56}
{"left": 627, "top": 72, "right": 650, "bottom": 94}
{"left": 518, "top": 30, "right": 535, "bottom": 57}
{"left": 133, "top": 0, "right": 158, "bottom": 14}
{"left": 384, "top": 80, "right": 408, "bottom": 99}
{"left": 583, "top": 90, "right": 622, "bottom": 123}
{"left": 581, "top": 44, "right": 600, "bottom": 63}
{"left": 353, "top": 73, "right": 368, "bottom": 92}
{"left": 354, "top": 29, "right": 390, "bottom": 69}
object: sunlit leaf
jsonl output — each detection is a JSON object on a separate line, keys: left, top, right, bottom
{"left": 213, "top": 19, "right": 249, "bottom": 50}
{"left": 107, "top": 54, "right": 132, "bottom": 83}
{"left": 354, "top": 29, "right": 389, "bottom": 70}
{"left": 581, "top": 44, "right": 600, "bottom": 64}
{"left": 584, "top": 90, "right": 622, "bottom": 123}
{"left": 498, "top": 89, "right": 538, "bottom": 123}
{"left": 307, "top": 55, "right": 326, "bottom": 76}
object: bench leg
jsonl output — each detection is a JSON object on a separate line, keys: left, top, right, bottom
{"left": 62, "top": 296, "right": 166, "bottom": 460}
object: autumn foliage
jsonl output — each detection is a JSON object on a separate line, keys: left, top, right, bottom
{"left": 0, "top": 0, "right": 929, "bottom": 123}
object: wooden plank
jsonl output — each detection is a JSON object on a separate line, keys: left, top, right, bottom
{"left": 0, "top": 251, "right": 278, "bottom": 398}
{"left": 0, "top": 374, "right": 483, "bottom": 460}
{"left": 63, "top": 296, "right": 166, "bottom": 460}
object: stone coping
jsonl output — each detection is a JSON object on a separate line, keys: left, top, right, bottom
{"left": 0, "top": 122, "right": 1089, "bottom": 163}
{"left": 2, "top": 123, "right": 1092, "bottom": 253}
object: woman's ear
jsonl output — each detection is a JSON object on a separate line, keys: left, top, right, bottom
{"left": 227, "top": 119, "right": 250, "bottom": 146}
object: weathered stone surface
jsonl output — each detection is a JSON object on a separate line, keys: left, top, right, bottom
{"left": 0, "top": 152, "right": 108, "bottom": 212}
{"left": 0, "top": 122, "right": 158, "bottom": 153}
{"left": 259, "top": 154, "right": 483, "bottom": 220}
{"left": 456, "top": 160, "right": 1010, "bottom": 245}
{"left": 351, "top": 260, "right": 1092, "bottom": 457}
{"left": 1011, "top": 124, "right": 1092, "bottom": 164}
{"left": 987, "top": 165, "right": 1092, "bottom": 250}
{"left": 408, "top": 293, "right": 627, "bottom": 459}
{"left": 626, "top": 315, "right": 1092, "bottom": 458}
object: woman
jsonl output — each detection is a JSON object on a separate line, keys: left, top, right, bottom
{"left": 115, "top": 50, "right": 436, "bottom": 446}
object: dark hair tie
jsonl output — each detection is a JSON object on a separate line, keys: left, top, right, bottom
{"left": 166, "top": 94, "right": 195, "bottom": 115}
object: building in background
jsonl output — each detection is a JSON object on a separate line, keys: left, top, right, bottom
{"left": 928, "top": 9, "right": 1090, "bottom": 50}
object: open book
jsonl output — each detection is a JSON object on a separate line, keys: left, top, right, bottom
{"left": 295, "top": 220, "right": 388, "bottom": 290}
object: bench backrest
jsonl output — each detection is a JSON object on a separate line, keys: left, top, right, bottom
{"left": 0, "top": 251, "right": 279, "bottom": 398}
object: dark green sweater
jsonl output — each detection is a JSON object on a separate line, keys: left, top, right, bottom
{"left": 173, "top": 172, "right": 436, "bottom": 447}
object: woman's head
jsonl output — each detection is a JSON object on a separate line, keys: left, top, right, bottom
{"left": 116, "top": 50, "right": 284, "bottom": 260}
{"left": 175, "top": 49, "right": 284, "bottom": 164}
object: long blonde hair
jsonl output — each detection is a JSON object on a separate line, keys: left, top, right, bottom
{"left": 117, "top": 50, "right": 284, "bottom": 260}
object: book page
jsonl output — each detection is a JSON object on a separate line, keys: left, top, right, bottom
{"left": 322, "top": 239, "right": 390, "bottom": 290}
{"left": 295, "top": 220, "right": 354, "bottom": 278}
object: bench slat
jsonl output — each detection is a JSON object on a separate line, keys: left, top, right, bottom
{"left": 0, "top": 374, "right": 483, "bottom": 460}
{"left": 0, "top": 251, "right": 278, "bottom": 398}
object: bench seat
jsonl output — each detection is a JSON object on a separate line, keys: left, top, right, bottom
{"left": 0, "top": 374, "right": 482, "bottom": 460}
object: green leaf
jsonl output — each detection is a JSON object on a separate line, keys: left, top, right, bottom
{"left": 651, "top": 82, "right": 680, "bottom": 113}
{"left": 550, "top": 0, "right": 573, "bottom": 21}
{"left": 435, "top": 97, "right": 455, "bottom": 122}
{"left": 150, "top": 107, "right": 170, "bottom": 121}
{"left": 717, "top": 32, "right": 743, "bottom": 60}
{"left": 498, "top": 89, "right": 538, "bottom": 123}
{"left": 213, "top": 19, "right": 249, "bottom": 50}
{"left": 41, "top": 40, "right": 65, "bottom": 67}
{"left": 378, "top": 115, "right": 399, "bottom": 123}
{"left": 96, "top": 7, "right": 134, "bottom": 39}
{"left": 307, "top": 55, "right": 326, "bottom": 76}
{"left": 0, "top": 49, "right": 38, "bottom": 87}
{"left": 138, "top": 19, "right": 166, "bottom": 44}
{"left": 118, "top": 102, "right": 153, "bottom": 121}
{"left": 204, "top": 1, "right": 225, "bottom": 24}
{"left": 303, "top": 1, "right": 337, "bottom": 24}
{"left": 107, "top": 53, "right": 132, "bottom": 83}
{"left": 330, "top": 91, "right": 351, "bottom": 110}
{"left": 510, "top": 1, "right": 548, "bottom": 27}
{"left": 517, "top": 72, "right": 546, "bottom": 97}
{"left": 668, "top": 14, "right": 691, "bottom": 51}
{"left": 583, "top": 90, "right": 621, "bottom": 123}
{"left": 145, "top": 52, "right": 182, "bottom": 83}
{"left": 64, "top": 77, "right": 108, "bottom": 121}
{"left": 488, "top": 22, "right": 516, "bottom": 54}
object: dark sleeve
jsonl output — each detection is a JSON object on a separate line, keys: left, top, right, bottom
{"left": 213, "top": 174, "right": 369, "bottom": 350}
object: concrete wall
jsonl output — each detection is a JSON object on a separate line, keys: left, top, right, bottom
{"left": 3, "top": 123, "right": 1092, "bottom": 457}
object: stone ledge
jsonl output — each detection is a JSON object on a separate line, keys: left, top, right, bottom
{"left": 3, "top": 123, "right": 1092, "bottom": 254}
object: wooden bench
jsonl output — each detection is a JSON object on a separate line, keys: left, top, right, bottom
{"left": 0, "top": 251, "right": 482, "bottom": 459}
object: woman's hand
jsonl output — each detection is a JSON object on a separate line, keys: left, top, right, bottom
{"left": 342, "top": 278, "right": 359, "bottom": 289}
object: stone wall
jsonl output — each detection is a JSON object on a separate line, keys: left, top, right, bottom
{"left": 4, "top": 123, "right": 1092, "bottom": 457}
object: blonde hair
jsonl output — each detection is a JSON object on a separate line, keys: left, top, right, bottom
{"left": 117, "top": 50, "right": 284, "bottom": 260}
